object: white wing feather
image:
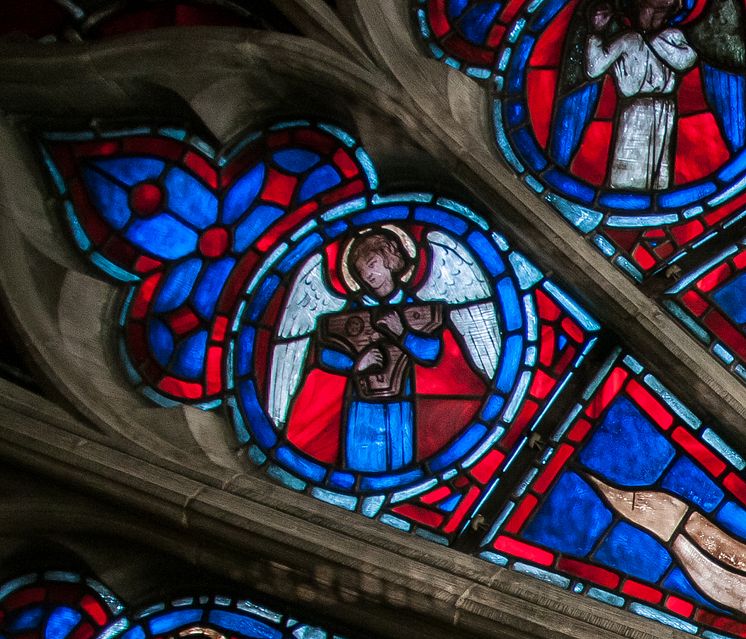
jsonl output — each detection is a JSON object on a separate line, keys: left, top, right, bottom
{"left": 416, "top": 230, "right": 490, "bottom": 304}
{"left": 268, "top": 254, "right": 345, "bottom": 427}
{"left": 417, "top": 231, "right": 500, "bottom": 380}
{"left": 450, "top": 302, "right": 501, "bottom": 379}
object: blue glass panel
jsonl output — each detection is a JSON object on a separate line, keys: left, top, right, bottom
{"left": 149, "top": 610, "right": 203, "bottom": 635}
{"left": 126, "top": 214, "right": 198, "bottom": 259}
{"left": 272, "top": 149, "right": 320, "bottom": 173}
{"left": 533, "top": 0, "right": 569, "bottom": 29}
{"left": 716, "top": 501, "right": 746, "bottom": 540}
{"left": 329, "top": 471, "right": 356, "bottom": 490}
{"left": 713, "top": 272, "right": 746, "bottom": 324}
{"left": 94, "top": 158, "right": 165, "bottom": 186}
{"left": 414, "top": 207, "right": 469, "bottom": 235}
{"left": 236, "top": 327, "right": 255, "bottom": 376}
{"left": 598, "top": 192, "right": 651, "bottom": 210}
{"left": 467, "top": 232, "right": 504, "bottom": 276}
{"left": 447, "top": 0, "right": 469, "bottom": 19}
{"left": 664, "top": 568, "right": 722, "bottom": 611}
{"left": 513, "top": 127, "right": 547, "bottom": 171}
{"left": 523, "top": 471, "right": 612, "bottom": 555}
{"left": 238, "top": 379, "right": 277, "bottom": 447}
{"left": 192, "top": 258, "right": 235, "bottom": 318}
{"left": 148, "top": 319, "right": 174, "bottom": 367}
{"left": 495, "top": 334, "right": 522, "bottom": 393}
{"left": 429, "top": 423, "right": 487, "bottom": 471}
{"left": 481, "top": 395, "right": 505, "bottom": 420}
{"left": 352, "top": 206, "right": 409, "bottom": 225}
{"left": 658, "top": 182, "right": 717, "bottom": 208}
{"left": 8, "top": 607, "right": 44, "bottom": 632}
{"left": 507, "top": 38, "right": 534, "bottom": 93}
{"left": 498, "top": 277, "right": 522, "bottom": 331}
{"left": 359, "top": 468, "right": 424, "bottom": 491}
{"left": 153, "top": 258, "right": 202, "bottom": 313}
{"left": 579, "top": 397, "right": 675, "bottom": 485}
{"left": 661, "top": 457, "right": 724, "bottom": 512}
{"left": 702, "top": 63, "right": 746, "bottom": 153}
{"left": 234, "top": 205, "right": 285, "bottom": 252}
{"left": 164, "top": 168, "right": 218, "bottom": 229}
{"left": 439, "top": 493, "right": 462, "bottom": 512}
{"left": 460, "top": 3, "right": 501, "bottom": 44}
{"left": 207, "top": 610, "right": 281, "bottom": 639}
{"left": 223, "top": 164, "right": 266, "bottom": 224}
{"left": 543, "top": 170, "right": 595, "bottom": 203}
{"left": 593, "top": 521, "right": 672, "bottom": 581}
{"left": 277, "top": 234, "right": 324, "bottom": 274}
{"left": 506, "top": 101, "right": 526, "bottom": 127}
{"left": 276, "top": 447, "right": 326, "bottom": 482}
{"left": 298, "top": 165, "right": 341, "bottom": 201}
{"left": 549, "top": 84, "right": 601, "bottom": 167}
{"left": 171, "top": 330, "right": 208, "bottom": 378}
{"left": 82, "top": 168, "right": 131, "bottom": 230}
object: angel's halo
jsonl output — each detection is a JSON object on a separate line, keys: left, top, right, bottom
{"left": 339, "top": 224, "right": 419, "bottom": 294}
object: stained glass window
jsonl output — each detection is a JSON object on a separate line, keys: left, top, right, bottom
{"left": 0, "top": 574, "right": 347, "bottom": 639}
{"left": 415, "top": 0, "right": 746, "bottom": 381}
{"left": 41, "top": 121, "right": 600, "bottom": 543}
{"left": 479, "top": 349, "right": 746, "bottom": 636}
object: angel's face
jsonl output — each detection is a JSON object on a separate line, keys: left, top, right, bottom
{"left": 355, "top": 252, "right": 395, "bottom": 298}
{"left": 637, "top": 0, "right": 676, "bottom": 30}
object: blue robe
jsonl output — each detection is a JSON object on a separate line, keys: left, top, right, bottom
{"left": 319, "top": 291, "right": 442, "bottom": 472}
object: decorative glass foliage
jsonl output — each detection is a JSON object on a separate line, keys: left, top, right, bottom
{"left": 0, "top": 572, "right": 123, "bottom": 639}
{"left": 665, "top": 237, "right": 746, "bottom": 381}
{"left": 0, "top": 575, "right": 346, "bottom": 639}
{"left": 42, "top": 121, "right": 599, "bottom": 542}
{"left": 479, "top": 349, "right": 746, "bottom": 637}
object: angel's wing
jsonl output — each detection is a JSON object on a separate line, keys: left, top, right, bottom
{"left": 684, "top": 0, "right": 746, "bottom": 153}
{"left": 267, "top": 253, "right": 345, "bottom": 427}
{"left": 417, "top": 231, "right": 501, "bottom": 380}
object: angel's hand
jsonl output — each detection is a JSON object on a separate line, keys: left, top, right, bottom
{"left": 355, "top": 347, "right": 384, "bottom": 372}
{"left": 375, "top": 311, "right": 404, "bottom": 336}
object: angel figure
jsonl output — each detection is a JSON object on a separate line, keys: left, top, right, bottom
{"left": 267, "top": 226, "right": 501, "bottom": 473}
{"left": 549, "top": 0, "right": 746, "bottom": 190}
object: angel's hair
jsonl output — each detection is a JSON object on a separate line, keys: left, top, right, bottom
{"left": 350, "top": 232, "right": 407, "bottom": 276}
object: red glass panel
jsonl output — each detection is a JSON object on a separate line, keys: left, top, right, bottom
{"left": 442, "top": 36, "right": 495, "bottom": 65}
{"left": 671, "top": 219, "right": 704, "bottom": 246}
{"left": 443, "top": 485, "right": 480, "bottom": 533}
{"left": 261, "top": 169, "right": 297, "bottom": 207}
{"left": 211, "top": 315, "right": 229, "bottom": 342}
{"left": 666, "top": 596, "right": 694, "bottom": 618}
{"left": 631, "top": 244, "right": 656, "bottom": 271}
{"left": 529, "top": 369, "right": 555, "bottom": 400}
{"left": 569, "top": 121, "right": 612, "bottom": 187}
{"left": 560, "top": 318, "right": 583, "bottom": 344}
{"left": 130, "top": 274, "right": 161, "bottom": 320}
{"left": 674, "top": 113, "right": 731, "bottom": 185}
{"left": 125, "top": 323, "right": 149, "bottom": 363}
{"left": 416, "top": 398, "right": 482, "bottom": 460}
{"left": 427, "top": 0, "right": 451, "bottom": 37}
{"left": 206, "top": 346, "right": 222, "bottom": 395}
{"left": 677, "top": 67, "right": 709, "bottom": 114}
{"left": 585, "top": 367, "right": 627, "bottom": 419}
{"left": 682, "top": 290, "right": 708, "bottom": 316}
{"left": 286, "top": 369, "right": 344, "bottom": 464}
{"left": 414, "top": 330, "right": 487, "bottom": 396}
{"left": 251, "top": 328, "right": 271, "bottom": 394}
{"left": 70, "top": 181, "right": 109, "bottom": 245}
{"left": 529, "top": 0, "right": 577, "bottom": 67}
{"left": 626, "top": 379, "right": 673, "bottom": 430}
{"left": 261, "top": 286, "right": 286, "bottom": 328}
{"left": 392, "top": 504, "right": 445, "bottom": 528}
{"left": 500, "top": 400, "right": 539, "bottom": 450}
{"left": 469, "top": 449, "right": 506, "bottom": 484}
{"left": 536, "top": 290, "right": 560, "bottom": 321}
{"left": 552, "top": 344, "right": 577, "bottom": 376}
{"left": 493, "top": 536, "right": 554, "bottom": 566}
{"left": 69, "top": 623, "right": 94, "bottom": 639}
{"left": 332, "top": 149, "right": 359, "bottom": 178}
{"left": 420, "top": 485, "right": 453, "bottom": 505}
{"left": 703, "top": 191, "right": 746, "bottom": 227}
{"left": 533, "top": 444, "right": 574, "bottom": 493}
{"left": 671, "top": 427, "right": 726, "bottom": 477}
{"left": 699, "top": 263, "right": 733, "bottom": 293}
{"left": 319, "top": 179, "right": 365, "bottom": 206}
{"left": 556, "top": 558, "right": 620, "bottom": 588}
{"left": 3, "top": 587, "right": 45, "bottom": 611}
{"left": 526, "top": 70, "right": 557, "bottom": 149}
{"left": 217, "top": 251, "right": 259, "bottom": 313}
{"left": 539, "top": 325, "right": 555, "bottom": 367}
{"left": 503, "top": 494, "right": 538, "bottom": 533}
{"left": 135, "top": 255, "right": 163, "bottom": 274}
{"left": 166, "top": 307, "right": 201, "bottom": 336}
{"left": 695, "top": 611, "right": 746, "bottom": 638}
{"left": 486, "top": 23, "right": 506, "bottom": 47}
{"left": 567, "top": 418, "right": 592, "bottom": 443}
{"left": 621, "top": 580, "right": 662, "bottom": 604}
{"left": 724, "top": 472, "right": 746, "bottom": 506}
{"left": 501, "top": 0, "right": 530, "bottom": 24}
{"left": 704, "top": 310, "right": 746, "bottom": 359}
{"left": 198, "top": 227, "right": 229, "bottom": 258}
{"left": 158, "top": 376, "right": 203, "bottom": 399}
{"left": 293, "top": 130, "right": 337, "bottom": 154}
{"left": 255, "top": 201, "right": 318, "bottom": 252}
{"left": 80, "top": 595, "right": 108, "bottom": 626}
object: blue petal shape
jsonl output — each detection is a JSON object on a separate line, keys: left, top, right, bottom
{"left": 661, "top": 457, "right": 724, "bottom": 513}
{"left": 272, "top": 149, "right": 320, "bottom": 173}
{"left": 447, "top": 0, "right": 469, "bottom": 19}
{"left": 716, "top": 500, "right": 746, "bottom": 540}
{"left": 579, "top": 397, "right": 675, "bottom": 486}
{"left": 460, "top": 3, "right": 501, "bottom": 44}
{"left": 192, "top": 257, "right": 235, "bottom": 318}
{"left": 93, "top": 157, "right": 165, "bottom": 186}
{"left": 82, "top": 167, "right": 131, "bottom": 230}
{"left": 153, "top": 258, "right": 203, "bottom": 313}
{"left": 207, "top": 610, "right": 281, "bottom": 639}
{"left": 45, "top": 607, "right": 82, "bottom": 639}
{"left": 523, "top": 471, "right": 612, "bottom": 555}
{"left": 125, "top": 214, "right": 199, "bottom": 259}
{"left": 593, "top": 521, "right": 672, "bottom": 582}
{"left": 663, "top": 568, "right": 724, "bottom": 611}
{"left": 713, "top": 272, "right": 746, "bottom": 325}
{"left": 171, "top": 330, "right": 208, "bottom": 378}
{"left": 148, "top": 319, "right": 175, "bottom": 367}
{"left": 223, "top": 163, "right": 266, "bottom": 224}
{"left": 298, "top": 164, "right": 341, "bottom": 201}
{"left": 234, "top": 205, "right": 284, "bottom": 252}
{"left": 164, "top": 168, "right": 218, "bottom": 229}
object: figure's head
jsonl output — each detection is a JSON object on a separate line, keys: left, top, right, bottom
{"left": 589, "top": 0, "right": 614, "bottom": 32}
{"left": 635, "top": 0, "right": 679, "bottom": 31}
{"left": 350, "top": 232, "right": 407, "bottom": 298}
